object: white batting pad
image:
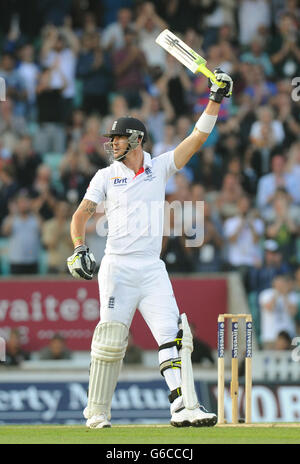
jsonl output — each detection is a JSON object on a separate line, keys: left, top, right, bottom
{"left": 180, "top": 313, "right": 199, "bottom": 410}
{"left": 84, "top": 322, "right": 129, "bottom": 419}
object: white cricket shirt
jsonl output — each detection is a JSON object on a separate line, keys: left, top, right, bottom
{"left": 84, "top": 151, "right": 178, "bottom": 257}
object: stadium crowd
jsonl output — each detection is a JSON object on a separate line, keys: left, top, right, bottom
{"left": 0, "top": 0, "right": 300, "bottom": 350}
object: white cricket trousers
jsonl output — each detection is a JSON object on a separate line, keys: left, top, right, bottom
{"left": 98, "top": 254, "right": 180, "bottom": 346}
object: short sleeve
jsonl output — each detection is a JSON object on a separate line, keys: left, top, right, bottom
{"left": 288, "top": 292, "right": 298, "bottom": 306}
{"left": 259, "top": 288, "right": 275, "bottom": 306}
{"left": 155, "top": 150, "right": 179, "bottom": 181}
{"left": 83, "top": 168, "right": 108, "bottom": 204}
{"left": 223, "top": 217, "right": 239, "bottom": 238}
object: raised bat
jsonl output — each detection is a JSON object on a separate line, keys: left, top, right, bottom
{"left": 156, "top": 29, "right": 225, "bottom": 88}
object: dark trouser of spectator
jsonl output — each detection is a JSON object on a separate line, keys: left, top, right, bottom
{"left": 119, "top": 89, "right": 142, "bottom": 109}
{"left": 62, "top": 98, "right": 75, "bottom": 124}
{"left": 222, "top": 263, "right": 252, "bottom": 292}
{"left": 10, "top": 263, "right": 38, "bottom": 274}
{"left": 83, "top": 95, "right": 109, "bottom": 117}
{"left": 34, "top": 123, "right": 66, "bottom": 153}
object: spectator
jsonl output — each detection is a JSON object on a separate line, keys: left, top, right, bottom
{"left": 274, "top": 0, "right": 300, "bottom": 25}
{"left": 39, "top": 1, "right": 72, "bottom": 27}
{"left": 286, "top": 142, "right": 300, "bottom": 177}
{"left": 11, "top": 135, "right": 42, "bottom": 190}
{"left": 135, "top": 1, "right": 168, "bottom": 71}
{"left": 2, "top": 192, "right": 41, "bottom": 274}
{"left": 75, "top": 10, "right": 101, "bottom": 36}
{"left": 76, "top": 33, "right": 113, "bottom": 116}
{"left": 274, "top": 330, "right": 292, "bottom": 350}
{"left": 34, "top": 66, "right": 67, "bottom": 154}
{"left": 101, "top": 7, "right": 133, "bottom": 52}
{"left": 39, "top": 333, "right": 72, "bottom": 360}
{"left": 215, "top": 173, "right": 243, "bottom": 220}
{"left": 2, "top": 328, "right": 30, "bottom": 367}
{"left": 161, "top": 204, "right": 194, "bottom": 273}
{"left": 0, "top": 98, "right": 27, "bottom": 152}
{"left": 79, "top": 115, "right": 108, "bottom": 171}
{"left": 223, "top": 194, "right": 264, "bottom": 285}
{"left": 66, "top": 109, "right": 86, "bottom": 146}
{"left": 259, "top": 275, "right": 298, "bottom": 349}
{"left": 152, "top": 123, "right": 177, "bottom": 158}
{"left": 141, "top": 92, "right": 174, "bottom": 145}
{"left": 0, "top": 164, "right": 19, "bottom": 227}
{"left": 42, "top": 201, "right": 73, "bottom": 273}
{"left": 191, "top": 202, "right": 224, "bottom": 273}
{"left": 40, "top": 24, "right": 80, "bottom": 122}
{"left": 17, "top": 44, "right": 40, "bottom": 119}
{"left": 248, "top": 239, "right": 292, "bottom": 294}
{"left": 238, "top": 0, "right": 271, "bottom": 46}
{"left": 273, "top": 93, "right": 300, "bottom": 147}
{"left": 268, "top": 12, "right": 300, "bottom": 80}
{"left": 154, "top": 0, "right": 198, "bottom": 34}
{"left": 264, "top": 188, "right": 299, "bottom": 266}
{"left": 102, "top": 94, "right": 129, "bottom": 136}
{"left": 157, "top": 54, "right": 192, "bottom": 117}
{"left": 30, "top": 164, "right": 60, "bottom": 221}
{"left": 225, "top": 155, "right": 258, "bottom": 197}
{"left": 123, "top": 331, "right": 143, "bottom": 364}
{"left": 250, "top": 105, "right": 285, "bottom": 175}
{"left": 112, "top": 26, "right": 147, "bottom": 108}
{"left": 0, "top": 52, "right": 27, "bottom": 116}
{"left": 241, "top": 36, "right": 274, "bottom": 76}
{"left": 202, "top": 2, "right": 235, "bottom": 51}
{"left": 256, "top": 154, "right": 300, "bottom": 212}
{"left": 190, "top": 322, "right": 215, "bottom": 365}
{"left": 60, "top": 144, "right": 92, "bottom": 204}
{"left": 244, "top": 65, "right": 278, "bottom": 107}
{"left": 195, "top": 146, "right": 223, "bottom": 192}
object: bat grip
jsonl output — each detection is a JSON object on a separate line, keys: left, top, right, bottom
{"left": 197, "top": 65, "right": 226, "bottom": 88}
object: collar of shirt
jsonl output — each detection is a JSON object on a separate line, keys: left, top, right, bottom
{"left": 113, "top": 151, "right": 152, "bottom": 173}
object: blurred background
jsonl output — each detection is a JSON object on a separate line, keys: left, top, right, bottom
{"left": 0, "top": 0, "right": 300, "bottom": 425}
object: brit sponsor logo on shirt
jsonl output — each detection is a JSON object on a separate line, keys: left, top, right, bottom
{"left": 111, "top": 177, "right": 128, "bottom": 186}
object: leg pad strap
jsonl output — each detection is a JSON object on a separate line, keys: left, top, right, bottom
{"left": 159, "top": 357, "right": 181, "bottom": 377}
{"left": 158, "top": 330, "right": 183, "bottom": 352}
{"left": 168, "top": 387, "right": 182, "bottom": 403}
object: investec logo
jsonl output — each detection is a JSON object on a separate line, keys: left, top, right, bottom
{"left": 232, "top": 322, "right": 238, "bottom": 358}
{"left": 111, "top": 177, "right": 127, "bottom": 186}
{"left": 218, "top": 322, "right": 225, "bottom": 358}
{"left": 246, "top": 322, "right": 252, "bottom": 358}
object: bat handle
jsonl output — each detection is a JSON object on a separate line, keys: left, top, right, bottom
{"left": 197, "top": 65, "right": 226, "bottom": 88}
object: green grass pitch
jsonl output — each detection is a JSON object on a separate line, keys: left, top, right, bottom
{"left": 1, "top": 424, "right": 300, "bottom": 444}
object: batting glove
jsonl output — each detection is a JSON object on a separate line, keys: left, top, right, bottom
{"left": 208, "top": 68, "right": 233, "bottom": 103}
{"left": 67, "top": 245, "right": 96, "bottom": 280}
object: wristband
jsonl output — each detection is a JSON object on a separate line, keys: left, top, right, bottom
{"left": 74, "top": 245, "right": 87, "bottom": 253}
{"left": 195, "top": 112, "right": 218, "bottom": 134}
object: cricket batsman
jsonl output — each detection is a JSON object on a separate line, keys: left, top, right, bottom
{"left": 67, "top": 68, "right": 233, "bottom": 428}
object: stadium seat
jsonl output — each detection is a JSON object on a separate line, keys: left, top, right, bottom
{"left": 0, "top": 237, "right": 10, "bottom": 275}
{"left": 42, "top": 152, "right": 64, "bottom": 193}
{"left": 38, "top": 248, "right": 49, "bottom": 275}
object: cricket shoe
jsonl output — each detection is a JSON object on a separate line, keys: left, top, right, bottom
{"left": 171, "top": 404, "right": 217, "bottom": 428}
{"left": 85, "top": 413, "right": 111, "bottom": 428}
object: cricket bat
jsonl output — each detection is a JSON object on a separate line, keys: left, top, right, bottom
{"left": 156, "top": 29, "right": 225, "bottom": 88}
